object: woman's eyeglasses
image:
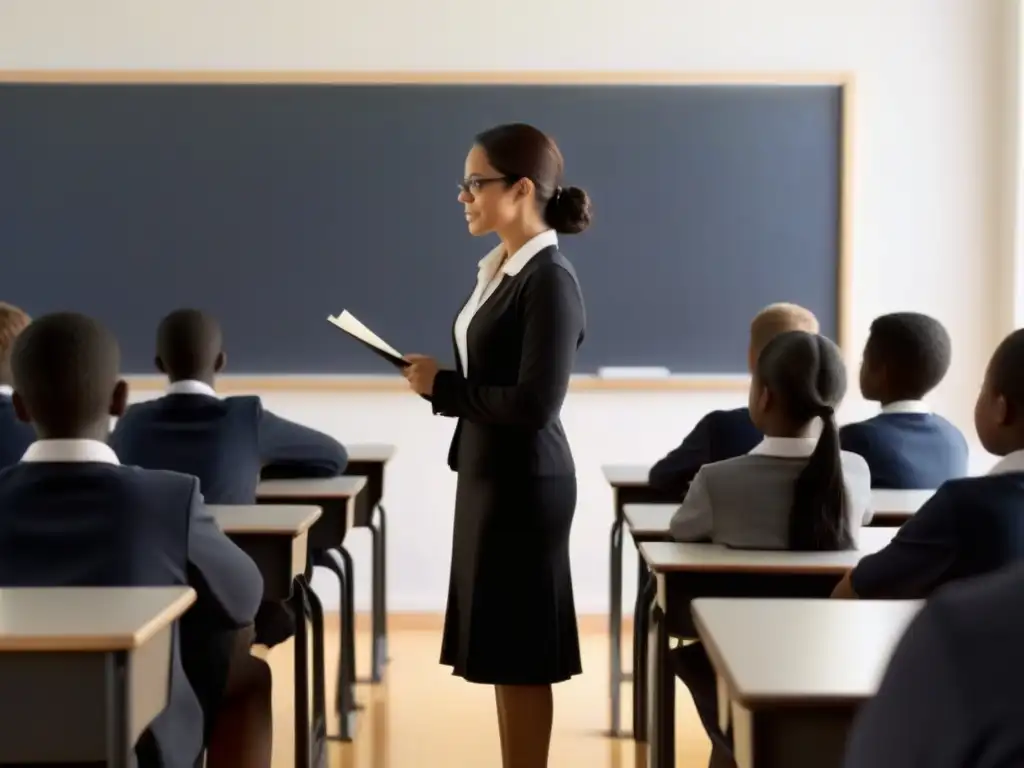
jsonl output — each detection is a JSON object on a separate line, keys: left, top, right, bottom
{"left": 458, "top": 176, "right": 511, "bottom": 195}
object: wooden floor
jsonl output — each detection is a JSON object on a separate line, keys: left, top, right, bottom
{"left": 263, "top": 616, "right": 710, "bottom": 767}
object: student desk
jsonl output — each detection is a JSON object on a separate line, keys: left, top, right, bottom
{"left": 693, "top": 598, "right": 922, "bottom": 768}
{"left": 343, "top": 443, "right": 397, "bottom": 684}
{"left": 255, "top": 476, "right": 366, "bottom": 744}
{"left": 870, "top": 488, "right": 935, "bottom": 527}
{"left": 622, "top": 502, "right": 677, "bottom": 740}
{"left": 601, "top": 464, "right": 678, "bottom": 737}
{"left": 0, "top": 586, "right": 195, "bottom": 767}
{"left": 211, "top": 504, "right": 329, "bottom": 764}
{"left": 639, "top": 527, "right": 899, "bottom": 768}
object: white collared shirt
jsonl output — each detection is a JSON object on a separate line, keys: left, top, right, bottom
{"left": 21, "top": 439, "right": 120, "bottom": 465}
{"left": 0, "top": 384, "right": 11, "bottom": 398}
{"left": 453, "top": 229, "right": 558, "bottom": 374}
{"left": 881, "top": 400, "right": 931, "bottom": 415}
{"left": 988, "top": 449, "right": 1024, "bottom": 475}
{"left": 748, "top": 436, "right": 819, "bottom": 458}
{"left": 166, "top": 379, "right": 218, "bottom": 398}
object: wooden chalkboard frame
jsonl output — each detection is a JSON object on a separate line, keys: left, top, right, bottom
{"left": 0, "top": 70, "right": 854, "bottom": 394}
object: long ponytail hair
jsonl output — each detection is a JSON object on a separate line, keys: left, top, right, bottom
{"left": 756, "top": 331, "right": 852, "bottom": 551}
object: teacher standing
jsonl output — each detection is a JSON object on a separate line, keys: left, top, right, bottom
{"left": 402, "top": 122, "right": 590, "bottom": 768}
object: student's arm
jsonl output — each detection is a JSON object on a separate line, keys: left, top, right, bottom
{"left": 831, "top": 487, "right": 958, "bottom": 599}
{"left": 647, "top": 413, "right": 715, "bottom": 496}
{"left": 843, "top": 602, "right": 969, "bottom": 768}
{"left": 185, "top": 480, "right": 264, "bottom": 627}
{"left": 838, "top": 423, "right": 869, "bottom": 459}
{"left": 258, "top": 406, "right": 348, "bottom": 478}
{"left": 431, "top": 265, "right": 583, "bottom": 429}
{"left": 669, "top": 467, "right": 713, "bottom": 542}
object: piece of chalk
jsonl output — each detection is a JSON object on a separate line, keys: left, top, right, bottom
{"left": 597, "top": 366, "right": 671, "bottom": 379}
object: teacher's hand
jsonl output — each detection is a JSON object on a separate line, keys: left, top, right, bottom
{"left": 402, "top": 354, "right": 439, "bottom": 396}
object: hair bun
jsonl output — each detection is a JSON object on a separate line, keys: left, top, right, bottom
{"left": 544, "top": 185, "right": 592, "bottom": 235}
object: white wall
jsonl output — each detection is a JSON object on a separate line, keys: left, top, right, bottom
{"left": 0, "top": 0, "right": 1013, "bottom": 612}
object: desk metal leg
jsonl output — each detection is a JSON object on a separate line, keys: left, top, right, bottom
{"left": 290, "top": 578, "right": 312, "bottom": 768}
{"left": 647, "top": 603, "right": 675, "bottom": 768}
{"left": 303, "top": 576, "right": 332, "bottom": 767}
{"left": 364, "top": 503, "right": 388, "bottom": 684}
{"left": 337, "top": 547, "right": 358, "bottom": 704}
{"left": 105, "top": 652, "right": 130, "bottom": 768}
{"left": 317, "top": 550, "right": 358, "bottom": 739}
{"left": 632, "top": 560, "right": 654, "bottom": 742}
{"left": 609, "top": 505, "right": 625, "bottom": 737}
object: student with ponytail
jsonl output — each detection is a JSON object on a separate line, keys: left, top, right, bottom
{"left": 670, "top": 329, "right": 872, "bottom": 550}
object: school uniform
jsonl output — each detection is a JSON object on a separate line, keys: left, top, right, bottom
{"left": 109, "top": 379, "right": 348, "bottom": 504}
{"left": 848, "top": 449, "right": 1024, "bottom": 599}
{"left": 0, "top": 439, "right": 263, "bottom": 768}
{"left": 430, "top": 229, "right": 585, "bottom": 685}
{"left": 648, "top": 407, "right": 762, "bottom": 497}
{"left": 0, "top": 385, "right": 34, "bottom": 470}
{"left": 839, "top": 400, "right": 968, "bottom": 489}
{"left": 844, "top": 561, "right": 1024, "bottom": 768}
{"left": 670, "top": 436, "right": 874, "bottom": 547}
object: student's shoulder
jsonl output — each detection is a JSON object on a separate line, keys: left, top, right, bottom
{"left": 701, "top": 407, "right": 754, "bottom": 432}
{"left": 114, "top": 464, "right": 201, "bottom": 503}
{"left": 839, "top": 449, "right": 871, "bottom": 475}
{"left": 220, "top": 394, "right": 264, "bottom": 415}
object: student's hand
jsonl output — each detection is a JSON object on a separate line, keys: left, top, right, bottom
{"left": 402, "top": 354, "right": 439, "bottom": 396}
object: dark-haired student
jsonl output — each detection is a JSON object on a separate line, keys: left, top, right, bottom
{"left": 843, "top": 561, "right": 1024, "bottom": 768}
{"left": 833, "top": 327, "right": 1024, "bottom": 601}
{"left": 0, "top": 312, "right": 268, "bottom": 768}
{"left": 110, "top": 308, "right": 348, "bottom": 504}
{"left": 0, "top": 302, "right": 34, "bottom": 469}
{"left": 840, "top": 312, "right": 968, "bottom": 488}
{"left": 647, "top": 303, "right": 820, "bottom": 497}
{"left": 669, "top": 330, "right": 871, "bottom": 768}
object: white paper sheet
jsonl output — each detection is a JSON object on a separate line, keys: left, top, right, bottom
{"left": 326, "top": 310, "right": 403, "bottom": 359}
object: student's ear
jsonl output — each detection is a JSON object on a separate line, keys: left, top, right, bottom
{"left": 109, "top": 379, "right": 129, "bottom": 418}
{"left": 214, "top": 351, "right": 226, "bottom": 373}
{"left": 11, "top": 391, "right": 30, "bottom": 424}
{"left": 758, "top": 386, "right": 773, "bottom": 414}
{"left": 996, "top": 393, "right": 1012, "bottom": 426}
{"left": 154, "top": 356, "right": 166, "bottom": 374}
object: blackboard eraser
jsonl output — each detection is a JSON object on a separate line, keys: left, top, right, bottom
{"left": 597, "top": 366, "right": 671, "bottom": 379}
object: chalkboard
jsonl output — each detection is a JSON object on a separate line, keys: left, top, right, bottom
{"left": 0, "top": 78, "right": 846, "bottom": 375}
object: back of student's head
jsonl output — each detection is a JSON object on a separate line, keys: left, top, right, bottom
{"left": 861, "top": 312, "right": 951, "bottom": 401}
{"left": 0, "top": 302, "right": 31, "bottom": 384}
{"left": 748, "top": 303, "right": 820, "bottom": 371}
{"left": 753, "top": 330, "right": 852, "bottom": 551}
{"left": 156, "top": 309, "right": 224, "bottom": 382}
{"left": 11, "top": 312, "right": 126, "bottom": 438}
{"left": 976, "top": 328, "right": 1024, "bottom": 456}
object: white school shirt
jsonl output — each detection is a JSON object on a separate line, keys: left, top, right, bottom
{"left": 880, "top": 400, "right": 931, "bottom": 415}
{"left": 0, "top": 384, "right": 11, "bottom": 397}
{"left": 988, "top": 449, "right": 1024, "bottom": 475}
{"left": 747, "top": 436, "right": 819, "bottom": 458}
{"left": 21, "top": 438, "right": 120, "bottom": 465}
{"left": 453, "top": 229, "right": 558, "bottom": 375}
{"left": 166, "top": 379, "right": 218, "bottom": 397}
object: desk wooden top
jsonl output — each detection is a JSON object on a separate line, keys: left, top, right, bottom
{"left": 694, "top": 598, "right": 922, "bottom": 706}
{"left": 256, "top": 475, "right": 367, "bottom": 499}
{"left": 210, "top": 504, "right": 322, "bottom": 535}
{"left": 624, "top": 503, "right": 676, "bottom": 536}
{"left": 871, "top": 489, "right": 934, "bottom": 517}
{"left": 639, "top": 526, "right": 897, "bottom": 574}
{"left": 346, "top": 443, "right": 397, "bottom": 463}
{"left": 602, "top": 464, "right": 653, "bottom": 487}
{"left": 0, "top": 586, "right": 195, "bottom": 652}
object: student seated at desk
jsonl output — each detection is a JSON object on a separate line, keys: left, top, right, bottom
{"left": 648, "top": 303, "right": 819, "bottom": 497}
{"left": 0, "top": 302, "right": 34, "bottom": 470}
{"left": 840, "top": 312, "right": 967, "bottom": 488}
{"left": 110, "top": 307, "right": 348, "bottom": 502}
{"left": 833, "top": 328, "right": 1024, "bottom": 600}
{"left": 844, "top": 561, "right": 1024, "bottom": 768}
{"left": 0, "top": 312, "right": 270, "bottom": 768}
{"left": 670, "top": 330, "right": 872, "bottom": 547}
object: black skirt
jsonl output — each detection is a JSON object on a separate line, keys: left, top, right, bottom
{"left": 440, "top": 473, "right": 582, "bottom": 685}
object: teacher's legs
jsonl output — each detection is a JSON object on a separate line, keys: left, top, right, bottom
{"left": 495, "top": 684, "right": 553, "bottom": 768}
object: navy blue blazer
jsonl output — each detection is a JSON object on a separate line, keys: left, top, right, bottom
{"left": 839, "top": 413, "right": 968, "bottom": 489}
{"left": 647, "top": 407, "right": 762, "bottom": 497}
{"left": 850, "top": 473, "right": 1024, "bottom": 599}
{"left": 844, "top": 562, "right": 1024, "bottom": 767}
{"left": 0, "top": 457, "right": 263, "bottom": 768}
{"left": 109, "top": 393, "right": 348, "bottom": 504}
{"left": 0, "top": 396, "right": 34, "bottom": 470}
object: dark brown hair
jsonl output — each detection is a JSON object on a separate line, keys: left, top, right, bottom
{"left": 474, "top": 123, "right": 592, "bottom": 235}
